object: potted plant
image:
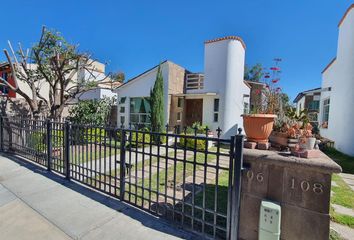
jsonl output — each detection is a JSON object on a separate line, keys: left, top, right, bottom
{"left": 242, "top": 59, "right": 282, "bottom": 143}
{"left": 298, "top": 123, "right": 316, "bottom": 150}
{"left": 270, "top": 108, "right": 310, "bottom": 148}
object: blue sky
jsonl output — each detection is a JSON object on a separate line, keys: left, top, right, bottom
{"left": 0, "top": 0, "right": 352, "bottom": 101}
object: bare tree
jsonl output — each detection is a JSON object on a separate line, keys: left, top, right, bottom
{"left": 0, "top": 26, "right": 113, "bottom": 118}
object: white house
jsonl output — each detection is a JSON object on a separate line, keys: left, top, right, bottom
{"left": 115, "top": 36, "right": 250, "bottom": 138}
{"left": 319, "top": 4, "right": 354, "bottom": 156}
{"left": 293, "top": 87, "right": 322, "bottom": 126}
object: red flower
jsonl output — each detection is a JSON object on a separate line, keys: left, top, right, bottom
{"left": 276, "top": 87, "right": 281, "bottom": 92}
{"left": 270, "top": 67, "right": 280, "bottom": 71}
{"left": 272, "top": 79, "right": 279, "bottom": 83}
{"left": 264, "top": 75, "right": 270, "bottom": 78}
{"left": 255, "top": 89, "right": 261, "bottom": 95}
{"left": 265, "top": 84, "right": 269, "bottom": 89}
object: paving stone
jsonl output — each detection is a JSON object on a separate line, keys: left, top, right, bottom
{"left": 332, "top": 204, "right": 354, "bottom": 217}
{"left": 330, "top": 221, "right": 354, "bottom": 240}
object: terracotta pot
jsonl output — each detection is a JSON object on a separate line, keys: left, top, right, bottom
{"left": 242, "top": 114, "right": 277, "bottom": 143}
{"left": 269, "top": 131, "right": 288, "bottom": 146}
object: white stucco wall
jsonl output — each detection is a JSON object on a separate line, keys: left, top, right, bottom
{"left": 319, "top": 7, "right": 354, "bottom": 156}
{"left": 296, "top": 96, "right": 305, "bottom": 115}
{"left": 115, "top": 62, "right": 170, "bottom": 127}
{"left": 204, "top": 39, "right": 249, "bottom": 138}
{"left": 79, "top": 88, "right": 116, "bottom": 100}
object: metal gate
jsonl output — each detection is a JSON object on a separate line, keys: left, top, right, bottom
{"left": 0, "top": 116, "right": 244, "bottom": 239}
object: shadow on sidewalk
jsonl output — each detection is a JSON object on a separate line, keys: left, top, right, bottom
{"left": 1, "top": 153, "right": 199, "bottom": 240}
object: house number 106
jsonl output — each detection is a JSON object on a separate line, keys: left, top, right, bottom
{"left": 290, "top": 178, "right": 324, "bottom": 194}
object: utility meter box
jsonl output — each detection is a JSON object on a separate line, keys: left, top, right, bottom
{"left": 259, "top": 200, "right": 281, "bottom": 240}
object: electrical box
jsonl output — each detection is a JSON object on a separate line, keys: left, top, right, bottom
{"left": 259, "top": 200, "right": 281, "bottom": 240}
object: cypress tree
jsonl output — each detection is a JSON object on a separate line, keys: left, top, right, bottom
{"left": 150, "top": 64, "right": 165, "bottom": 133}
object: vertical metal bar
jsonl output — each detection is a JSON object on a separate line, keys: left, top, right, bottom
{"left": 120, "top": 129, "right": 126, "bottom": 201}
{"left": 226, "top": 136, "right": 235, "bottom": 240}
{"left": 0, "top": 116, "right": 3, "bottom": 152}
{"left": 64, "top": 121, "right": 71, "bottom": 180}
{"left": 229, "top": 134, "right": 244, "bottom": 240}
{"left": 46, "top": 119, "right": 52, "bottom": 171}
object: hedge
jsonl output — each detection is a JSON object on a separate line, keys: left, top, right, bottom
{"left": 178, "top": 135, "right": 207, "bottom": 151}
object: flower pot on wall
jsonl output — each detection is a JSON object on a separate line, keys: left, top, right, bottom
{"left": 299, "top": 137, "right": 316, "bottom": 150}
{"left": 269, "top": 131, "right": 288, "bottom": 146}
{"left": 242, "top": 114, "right": 277, "bottom": 143}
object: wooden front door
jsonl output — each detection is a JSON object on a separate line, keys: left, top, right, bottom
{"left": 185, "top": 99, "right": 203, "bottom": 126}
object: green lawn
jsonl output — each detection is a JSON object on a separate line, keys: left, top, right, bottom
{"left": 330, "top": 174, "right": 354, "bottom": 228}
{"left": 324, "top": 147, "right": 354, "bottom": 174}
{"left": 71, "top": 146, "right": 119, "bottom": 164}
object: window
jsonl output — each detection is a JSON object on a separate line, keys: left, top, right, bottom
{"left": 120, "top": 116, "right": 125, "bottom": 124}
{"left": 119, "top": 97, "right": 126, "bottom": 104}
{"left": 130, "top": 97, "right": 151, "bottom": 124}
{"left": 1, "top": 72, "right": 8, "bottom": 94}
{"left": 308, "top": 101, "right": 319, "bottom": 110}
{"left": 213, "top": 98, "right": 219, "bottom": 122}
{"left": 177, "top": 112, "right": 182, "bottom": 122}
{"left": 322, "top": 98, "right": 330, "bottom": 128}
{"left": 177, "top": 97, "right": 183, "bottom": 108}
{"left": 214, "top": 99, "right": 219, "bottom": 112}
{"left": 120, "top": 106, "right": 125, "bottom": 113}
{"left": 308, "top": 112, "right": 318, "bottom": 122}
{"left": 213, "top": 113, "right": 218, "bottom": 122}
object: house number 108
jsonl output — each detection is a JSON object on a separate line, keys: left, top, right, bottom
{"left": 290, "top": 178, "right": 324, "bottom": 194}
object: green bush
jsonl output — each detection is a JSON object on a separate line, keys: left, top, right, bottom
{"left": 72, "top": 128, "right": 107, "bottom": 144}
{"left": 51, "top": 130, "right": 63, "bottom": 148}
{"left": 27, "top": 132, "right": 46, "bottom": 152}
{"left": 129, "top": 132, "right": 151, "bottom": 147}
{"left": 178, "top": 134, "right": 207, "bottom": 151}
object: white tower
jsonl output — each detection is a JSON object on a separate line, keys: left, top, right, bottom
{"left": 204, "top": 36, "right": 250, "bottom": 138}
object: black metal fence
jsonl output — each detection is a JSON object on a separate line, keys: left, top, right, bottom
{"left": 0, "top": 116, "right": 244, "bottom": 240}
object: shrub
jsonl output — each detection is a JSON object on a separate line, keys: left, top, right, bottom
{"left": 178, "top": 134, "right": 207, "bottom": 151}
{"left": 72, "top": 128, "right": 107, "bottom": 144}
{"left": 27, "top": 132, "right": 46, "bottom": 152}
{"left": 129, "top": 131, "right": 151, "bottom": 147}
{"left": 51, "top": 130, "right": 64, "bottom": 148}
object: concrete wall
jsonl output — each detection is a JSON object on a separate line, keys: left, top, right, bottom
{"left": 240, "top": 149, "right": 341, "bottom": 240}
{"left": 319, "top": 6, "right": 354, "bottom": 156}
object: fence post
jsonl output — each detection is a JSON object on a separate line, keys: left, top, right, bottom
{"left": 229, "top": 132, "right": 244, "bottom": 240}
{"left": 46, "top": 119, "right": 52, "bottom": 171}
{"left": 119, "top": 128, "right": 126, "bottom": 201}
{"left": 0, "top": 116, "right": 3, "bottom": 152}
{"left": 64, "top": 121, "right": 71, "bottom": 180}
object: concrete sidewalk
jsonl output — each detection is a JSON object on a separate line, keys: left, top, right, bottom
{"left": 0, "top": 154, "right": 195, "bottom": 240}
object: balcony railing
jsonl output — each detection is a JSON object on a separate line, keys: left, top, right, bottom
{"left": 186, "top": 73, "right": 204, "bottom": 90}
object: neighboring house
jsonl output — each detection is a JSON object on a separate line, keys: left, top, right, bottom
{"left": 318, "top": 4, "right": 354, "bottom": 156}
{"left": 293, "top": 87, "right": 322, "bottom": 126}
{"left": 115, "top": 36, "right": 250, "bottom": 138}
{"left": 0, "top": 60, "right": 116, "bottom": 117}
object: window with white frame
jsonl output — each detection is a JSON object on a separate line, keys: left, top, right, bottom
{"left": 213, "top": 98, "right": 219, "bottom": 122}
{"left": 322, "top": 98, "right": 330, "bottom": 127}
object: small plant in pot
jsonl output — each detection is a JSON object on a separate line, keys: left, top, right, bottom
{"left": 298, "top": 123, "right": 317, "bottom": 150}
{"left": 242, "top": 59, "right": 282, "bottom": 143}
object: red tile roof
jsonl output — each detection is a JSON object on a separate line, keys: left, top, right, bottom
{"left": 338, "top": 4, "right": 354, "bottom": 27}
{"left": 204, "top": 36, "right": 246, "bottom": 49}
